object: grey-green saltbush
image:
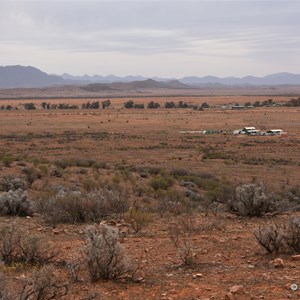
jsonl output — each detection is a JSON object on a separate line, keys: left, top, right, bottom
{"left": 84, "top": 224, "right": 133, "bottom": 280}
{"left": 0, "top": 190, "right": 32, "bottom": 217}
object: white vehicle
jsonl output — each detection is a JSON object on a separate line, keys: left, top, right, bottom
{"left": 266, "top": 129, "right": 284, "bottom": 135}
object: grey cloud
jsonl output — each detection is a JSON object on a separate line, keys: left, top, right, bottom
{"left": 0, "top": 1, "right": 299, "bottom": 76}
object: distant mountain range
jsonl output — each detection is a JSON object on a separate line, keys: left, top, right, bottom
{"left": 80, "top": 79, "right": 190, "bottom": 92}
{"left": 1, "top": 65, "right": 300, "bottom": 89}
{"left": 0, "top": 65, "right": 65, "bottom": 88}
{"left": 179, "top": 73, "right": 300, "bottom": 86}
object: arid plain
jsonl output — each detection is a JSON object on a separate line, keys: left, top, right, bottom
{"left": 0, "top": 93, "right": 299, "bottom": 300}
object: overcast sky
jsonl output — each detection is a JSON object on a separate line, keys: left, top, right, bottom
{"left": 0, "top": 0, "right": 299, "bottom": 77}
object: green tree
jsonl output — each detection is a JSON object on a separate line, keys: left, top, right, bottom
{"left": 124, "top": 100, "right": 134, "bottom": 109}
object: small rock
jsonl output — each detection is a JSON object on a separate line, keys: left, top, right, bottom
{"left": 50, "top": 167, "right": 63, "bottom": 178}
{"left": 224, "top": 292, "right": 234, "bottom": 300}
{"left": 291, "top": 254, "right": 300, "bottom": 260}
{"left": 52, "top": 229, "right": 60, "bottom": 235}
{"left": 270, "top": 258, "right": 284, "bottom": 268}
{"left": 229, "top": 285, "right": 244, "bottom": 294}
{"left": 285, "top": 283, "right": 292, "bottom": 290}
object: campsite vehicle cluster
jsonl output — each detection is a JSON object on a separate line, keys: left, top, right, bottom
{"left": 180, "top": 127, "right": 287, "bottom": 136}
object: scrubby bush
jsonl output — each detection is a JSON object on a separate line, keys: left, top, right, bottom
{"left": 131, "top": 165, "right": 164, "bottom": 176}
{"left": 285, "top": 186, "right": 300, "bottom": 211}
{"left": 255, "top": 218, "right": 300, "bottom": 254}
{"left": 229, "top": 183, "right": 274, "bottom": 217}
{"left": 0, "top": 226, "right": 22, "bottom": 265}
{"left": 0, "top": 176, "right": 27, "bottom": 192}
{"left": 84, "top": 224, "right": 133, "bottom": 280}
{"left": 66, "top": 260, "right": 81, "bottom": 283}
{"left": 149, "top": 175, "right": 174, "bottom": 191}
{"left": 0, "top": 190, "right": 32, "bottom": 217}
{"left": 24, "top": 103, "right": 36, "bottom": 110}
{"left": 0, "top": 155, "right": 14, "bottom": 167}
{"left": 19, "top": 265, "right": 68, "bottom": 299}
{"left": 20, "top": 235, "right": 58, "bottom": 265}
{"left": 284, "top": 217, "right": 300, "bottom": 253}
{"left": 168, "top": 221, "right": 196, "bottom": 266}
{"left": 125, "top": 208, "right": 151, "bottom": 233}
{"left": 133, "top": 103, "right": 144, "bottom": 109}
{"left": 123, "top": 100, "right": 134, "bottom": 109}
{"left": 22, "top": 167, "right": 42, "bottom": 187}
{"left": 147, "top": 101, "right": 160, "bottom": 109}
{"left": 169, "top": 168, "right": 189, "bottom": 178}
{"left": 254, "top": 224, "right": 285, "bottom": 253}
{"left": 0, "top": 272, "right": 9, "bottom": 300}
{"left": 164, "top": 101, "right": 176, "bottom": 109}
{"left": 36, "top": 189, "right": 129, "bottom": 226}
{"left": 0, "top": 226, "right": 56, "bottom": 265}
{"left": 54, "top": 158, "right": 101, "bottom": 169}
{"left": 157, "top": 190, "right": 194, "bottom": 216}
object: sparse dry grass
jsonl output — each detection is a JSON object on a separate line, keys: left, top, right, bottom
{"left": 0, "top": 98, "right": 299, "bottom": 299}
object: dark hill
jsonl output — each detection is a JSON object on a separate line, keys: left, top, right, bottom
{"left": 80, "top": 79, "right": 193, "bottom": 92}
{"left": 0, "top": 65, "right": 66, "bottom": 88}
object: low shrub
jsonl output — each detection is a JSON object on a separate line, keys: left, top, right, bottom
{"left": 150, "top": 175, "right": 174, "bottom": 191}
{"left": 66, "top": 260, "right": 81, "bottom": 283}
{"left": 19, "top": 265, "right": 68, "bottom": 299}
{"left": 0, "top": 155, "right": 15, "bottom": 167}
{"left": 84, "top": 224, "right": 134, "bottom": 280}
{"left": 22, "top": 167, "right": 42, "bottom": 187}
{"left": 0, "top": 190, "right": 32, "bottom": 217}
{"left": 0, "top": 176, "right": 27, "bottom": 192}
{"left": 254, "top": 217, "right": 300, "bottom": 254}
{"left": 168, "top": 221, "right": 196, "bottom": 266}
{"left": 54, "top": 158, "right": 101, "bottom": 169}
{"left": 228, "top": 183, "right": 275, "bottom": 217}
{"left": 0, "top": 226, "right": 57, "bottom": 265}
{"left": 36, "top": 188, "right": 129, "bottom": 226}
{"left": 0, "top": 226, "right": 22, "bottom": 265}
{"left": 284, "top": 217, "right": 300, "bottom": 253}
{"left": 125, "top": 208, "right": 151, "bottom": 233}
{"left": 132, "top": 165, "right": 163, "bottom": 175}
{"left": 157, "top": 190, "right": 194, "bottom": 216}
{"left": 169, "top": 168, "right": 190, "bottom": 178}
{"left": 0, "top": 272, "right": 9, "bottom": 300}
{"left": 202, "top": 147, "right": 231, "bottom": 160}
{"left": 254, "top": 224, "right": 285, "bottom": 253}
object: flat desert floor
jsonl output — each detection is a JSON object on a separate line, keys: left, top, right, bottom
{"left": 0, "top": 96, "right": 299, "bottom": 299}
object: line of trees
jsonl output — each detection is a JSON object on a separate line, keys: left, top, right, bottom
{"left": 123, "top": 100, "right": 209, "bottom": 110}
{"left": 244, "top": 98, "right": 300, "bottom": 108}
{"left": 0, "top": 105, "right": 18, "bottom": 110}
{"left": 40, "top": 100, "right": 111, "bottom": 110}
